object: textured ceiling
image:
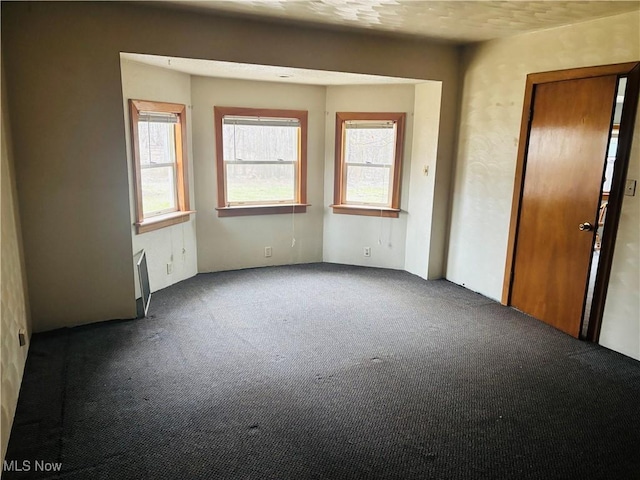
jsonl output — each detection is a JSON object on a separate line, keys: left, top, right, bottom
{"left": 121, "top": 53, "right": 426, "bottom": 85}
{"left": 157, "top": 0, "right": 640, "bottom": 43}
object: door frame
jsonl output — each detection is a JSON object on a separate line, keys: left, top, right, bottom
{"left": 501, "top": 61, "right": 640, "bottom": 341}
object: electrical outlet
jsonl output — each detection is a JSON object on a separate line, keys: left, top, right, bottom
{"left": 18, "top": 329, "right": 26, "bottom": 347}
{"left": 265, "top": 246, "right": 272, "bottom": 258}
{"left": 364, "top": 247, "right": 371, "bottom": 257}
{"left": 167, "top": 262, "right": 173, "bottom": 274}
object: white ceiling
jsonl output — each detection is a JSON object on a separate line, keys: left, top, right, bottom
{"left": 155, "top": 0, "right": 640, "bottom": 43}
{"left": 120, "top": 53, "right": 426, "bottom": 85}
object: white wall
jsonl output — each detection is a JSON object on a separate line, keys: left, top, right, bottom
{"left": 1, "top": 58, "right": 31, "bottom": 462}
{"left": 599, "top": 93, "right": 640, "bottom": 360}
{"left": 192, "top": 77, "right": 326, "bottom": 272}
{"left": 448, "top": 12, "right": 640, "bottom": 359}
{"left": 323, "top": 85, "right": 415, "bottom": 269}
{"left": 405, "top": 82, "right": 443, "bottom": 279}
{"left": 120, "top": 60, "right": 198, "bottom": 294}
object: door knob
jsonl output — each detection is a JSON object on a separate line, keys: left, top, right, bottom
{"left": 579, "top": 222, "right": 594, "bottom": 231}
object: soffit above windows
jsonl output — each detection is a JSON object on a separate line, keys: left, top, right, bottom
{"left": 120, "top": 53, "right": 424, "bottom": 86}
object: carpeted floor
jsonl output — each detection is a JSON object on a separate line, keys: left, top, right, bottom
{"left": 4, "top": 263, "right": 640, "bottom": 479}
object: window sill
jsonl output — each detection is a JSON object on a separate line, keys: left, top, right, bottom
{"left": 216, "top": 204, "right": 309, "bottom": 217}
{"left": 135, "top": 210, "right": 195, "bottom": 234}
{"left": 330, "top": 205, "right": 401, "bottom": 218}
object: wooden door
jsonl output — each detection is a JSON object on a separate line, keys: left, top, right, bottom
{"left": 511, "top": 75, "right": 617, "bottom": 337}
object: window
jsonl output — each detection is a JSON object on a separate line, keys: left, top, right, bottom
{"left": 129, "top": 100, "right": 192, "bottom": 234}
{"left": 214, "top": 107, "right": 308, "bottom": 217}
{"left": 332, "top": 112, "right": 406, "bottom": 218}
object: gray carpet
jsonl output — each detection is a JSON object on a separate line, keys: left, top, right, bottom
{"left": 5, "top": 263, "right": 640, "bottom": 479}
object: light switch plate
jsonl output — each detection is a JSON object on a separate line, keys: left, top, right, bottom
{"left": 625, "top": 179, "right": 637, "bottom": 196}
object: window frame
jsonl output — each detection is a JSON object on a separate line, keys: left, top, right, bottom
{"left": 129, "top": 99, "right": 193, "bottom": 234}
{"left": 214, "top": 106, "right": 308, "bottom": 217}
{"left": 332, "top": 112, "right": 406, "bottom": 218}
